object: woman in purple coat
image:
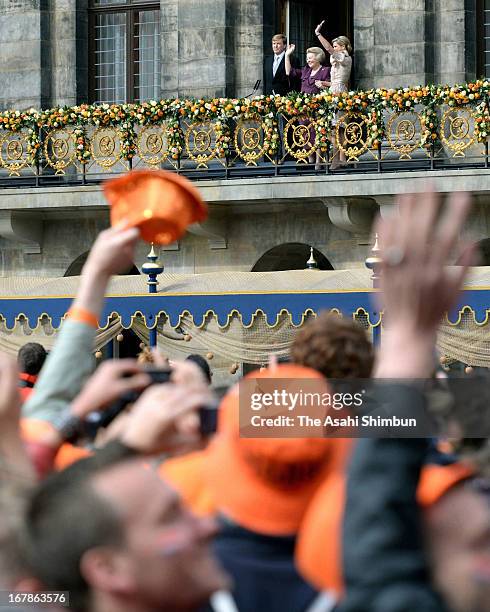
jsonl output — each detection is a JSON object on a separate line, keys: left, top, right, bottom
{"left": 285, "top": 44, "right": 330, "bottom": 167}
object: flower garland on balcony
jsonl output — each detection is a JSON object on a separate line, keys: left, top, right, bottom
{"left": 326, "top": 90, "right": 380, "bottom": 149}
{"left": 0, "top": 109, "right": 40, "bottom": 164}
{"left": 225, "top": 96, "right": 279, "bottom": 158}
{"left": 0, "top": 80, "right": 488, "bottom": 169}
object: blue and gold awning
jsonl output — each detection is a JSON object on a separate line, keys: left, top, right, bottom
{"left": 1, "top": 269, "right": 490, "bottom": 329}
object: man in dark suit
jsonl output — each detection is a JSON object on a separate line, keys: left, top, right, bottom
{"left": 264, "top": 34, "right": 299, "bottom": 163}
{"left": 264, "top": 33, "right": 299, "bottom": 95}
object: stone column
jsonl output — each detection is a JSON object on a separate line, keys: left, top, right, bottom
{"left": 353, "top": 0, "right": 375, "bottom": 90}
{"left": 354, "top": 0, "right": 477, "bottom": 89}
{"left": 354, "top": 0, "right": 430, "bottom": 88}
{"left": 227, "top": 0, "right": 263, "bottom": 98}
{"left": 0, "top": 0, "right": 49, "bottom": 109}
{"left": 161, "top": 0, "right": 229, "bottom": 99}
{"left": 49, "top": 0, "right": 88, "bottom": 106}
{"left": 432, "top": 0, "right": 477, "bottom": 84}
{"left": 160, "top": 0, "right": 263, "bottom": 99}
{"left": 160, "top": 0, "right": 179, "bottom": 98}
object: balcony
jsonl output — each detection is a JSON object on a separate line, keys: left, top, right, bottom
{"left": 0, "top": 84, "right": 489, "bottom": 256}
{"left": 0, "top": 83, "right": 488, "bottom": 187}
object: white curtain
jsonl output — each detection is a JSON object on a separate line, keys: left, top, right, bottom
{"left": 95, "top": 12, "right": 127, "bottom": 104}
{"left": 135, "top": 9, "right": 161, "bottom": 101}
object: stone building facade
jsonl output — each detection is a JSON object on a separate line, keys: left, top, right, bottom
{"left": 0, "top": 0, "right": 488, "bottom": 279}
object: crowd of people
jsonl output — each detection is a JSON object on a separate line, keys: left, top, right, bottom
{"left": 0, "top": 184, "right": 489, "bottom": 612}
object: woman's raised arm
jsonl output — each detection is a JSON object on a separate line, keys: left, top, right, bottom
{"left": 315, "top": 20, "right": 334, "bottom": 54}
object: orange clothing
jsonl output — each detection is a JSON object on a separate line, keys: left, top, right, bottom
{"left": 54, "top": 442, "right": 92, "bottom": 470}
{"left": 18, "top": 373, "right": 38, "bottom": 402}
{"left": 20, "top": 418, "right": 92, "bottom": 476}
{"left": 161, "top": 365, "right": 354, "bottom": 536}
{"left": 160, "top": 451, "right": 216, "bottom": 516}
{"left": 295, "top": 460, "right": 475, "bottom": 595}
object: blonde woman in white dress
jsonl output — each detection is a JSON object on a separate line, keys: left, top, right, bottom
{"left": 314, "top": 20, "right": 352, "bottom": 168}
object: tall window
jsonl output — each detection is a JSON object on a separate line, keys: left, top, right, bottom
{"left": 89, "top": 0, "right": 161, "bottom": 104}
{"left": 483, "top": 0, "right": 490, "bottom": 77}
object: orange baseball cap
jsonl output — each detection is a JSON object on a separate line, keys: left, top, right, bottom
{"left": 203, "top": 364, "right": 352, "bottom": 536}
{"left": 104, "top": 169, "right": 207, "bottom": 245}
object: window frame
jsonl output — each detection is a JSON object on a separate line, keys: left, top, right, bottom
{"left": 88, "top": 0, "right": 161, "bottom": 104}
{"left": 477, "top": 0, "right": 490, "bottom": 78}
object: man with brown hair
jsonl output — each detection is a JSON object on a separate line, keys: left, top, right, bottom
{"left": 264, "top": 33, "right": 299, "bottom": 96}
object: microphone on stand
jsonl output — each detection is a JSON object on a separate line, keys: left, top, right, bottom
{"left": 245, "top": 79, "right": 261, "bottom": 98}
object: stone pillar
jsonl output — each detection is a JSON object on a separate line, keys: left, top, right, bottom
{"left": 160, "top": 0, "right": 179, "bottom": 98}
{"left": 227, "top": 0, "right": 263, "bottom": 98}
{"left": 49, "top": 0, "right": 88, "bottom": 106}
{"left": 160, "top": 0, "right": 263, "bottom": 99}
{"left": 372, "top": 0, "right": 429, "bottom": 88}
{"left": 161, "top": 0, "right": 229, "bottom": 99}
{"left": 432, "top": 0, "right": 477, "bottom": 84}
{"left": 354, "top": 0, "right": 430, "bottom": 88}
{"left": 353, "top": 0, "right": 477, "bottom": 89}
{"left": 0, "top": 0, "right": 48, "bottom": 109}
{"left": 353, "top": 0, "right": 375, "bottom": 90}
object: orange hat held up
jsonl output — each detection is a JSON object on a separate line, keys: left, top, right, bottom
{"left": 104, "top": 169, "right": 208, "bottom": 245}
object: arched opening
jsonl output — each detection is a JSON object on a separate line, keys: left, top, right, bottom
{"left": 251, "top": 243, "right": 333, "bottom": 272}
{"left": 64, "top": 251, "right": 140, "bottom": 277}
{"left": 475, "top": 239, "right": 490, "bottom": 266}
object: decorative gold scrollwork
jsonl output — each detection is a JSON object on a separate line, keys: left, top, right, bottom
{"left": 284, "top": 116, "right": 316, "bottom": 161}
{"left": 234, "top": 116, "right": 267, "bottom": 165}
{"left": 136, "top": 125, "right": 169, "bottom": 166}
{"left": 7, "top": 140, "right": 23, "bottom": 160}
{"left": 336, "top": 113, "right": 369, "bottom": 161}
{"left": 441, "top": 108, "right": 475, "bottom": 157}
{"left": 44, "top": 129, "right": 77, "bottom": 174}
{"left": 90, "top": 127, "right": 123, "bottom": 169}
{"left": 386, "top": 112, "right": 423, "bottom": 159}
{"left": 0, "top": 131, "right": 30, "bottom": 176}
{"left": 184, "top": 121, "right": 219, "bottom": 168}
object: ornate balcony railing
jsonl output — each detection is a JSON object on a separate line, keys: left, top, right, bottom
{"left": 0, "top": 82, "right": 489, "bottom": 185}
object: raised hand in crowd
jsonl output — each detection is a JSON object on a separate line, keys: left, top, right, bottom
{"left": 375, "top": 189, "right": 473, "bottom": 378}
{"left": 119, "top": 377, "right": 214, "bottom": 455}
{"left": 340, "top": 189, "right": 478, "bottom": 612}
{"left": 73, "top": 224, "right": 140, "bottom": 320}
{"left": 22, "top": 225, "right": 141, "bottom": 425}
{"left": 70, "top": 359, "right": 151, "bottom": 417}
